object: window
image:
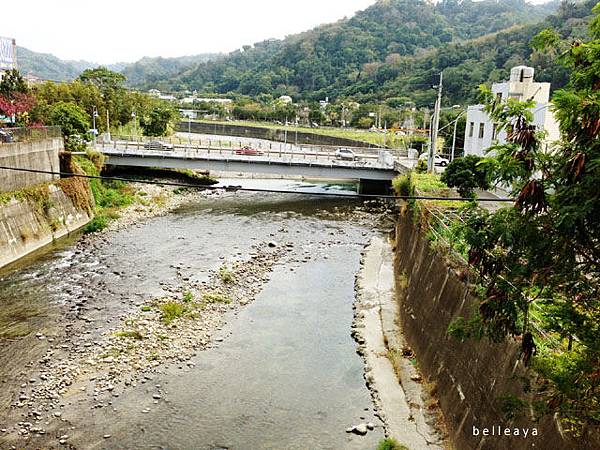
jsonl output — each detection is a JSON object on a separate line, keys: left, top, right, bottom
{"left": 479, "top": 123, "right": 485, "bottom": 139}
{"left": 469, "top": 122, "right": 474, "bottom": 137}
{"left": 492, "top": 123, "right": 498, "bottom": 140}
{"left": 496, "top": 92, "right": 502, "bottom": 103}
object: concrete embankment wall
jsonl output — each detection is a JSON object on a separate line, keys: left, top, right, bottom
{"left": 0, "top": 138, "right": 62, "bottom": 193}
{"left": 179, "top": 121, "right": 382, "bottom": 148}
{"left": 0, "top": 180, "right": 93, "bottom": 270}
{"left": 393, "top": 209, "right": 595, "bottom": 450}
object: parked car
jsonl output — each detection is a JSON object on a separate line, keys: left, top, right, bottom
{"left": 235, "top": 146, "right": 264, "bottom": 156}
{"left": 144, "top": 140, "right": 174, "bottom": 151}
{"left": 0, "top": 129, "right": 13, "bottom": 143}
{"left": 418, "top": 153, "right": 449, "bottom": 167}
{"left": 335, "top": 148, "right": 357, "bottom": 161}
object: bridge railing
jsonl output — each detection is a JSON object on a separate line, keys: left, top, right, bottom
{"left": 100, "top": 134, "right": 407, "bottom": 161}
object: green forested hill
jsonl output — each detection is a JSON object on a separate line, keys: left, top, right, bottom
{"left": 152, "top": 0, "right": 562, "bottom": 102}
{"left": 16, "top": 47, "right": 97, "bottom": 81}
{"left": 15, "top": 48, "right": 220, "bottom": 85}
{"left": 350, "top": 0, "right": 596, "bottom": 106}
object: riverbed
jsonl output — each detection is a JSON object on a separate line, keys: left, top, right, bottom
{"left": 0, "top": 179, "right": 394, "bottom": 449}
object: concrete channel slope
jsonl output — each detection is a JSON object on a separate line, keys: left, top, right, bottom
{"left": 354, "top": 236, "right": 445, "bottom": 450}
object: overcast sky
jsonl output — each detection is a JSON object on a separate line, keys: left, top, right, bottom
{"left": 5, "top": 0, "right": 377, "bottom": 63}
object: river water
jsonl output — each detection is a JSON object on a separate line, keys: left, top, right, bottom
{"left": 0, "top": 179, "right": 389, "bottom": 449}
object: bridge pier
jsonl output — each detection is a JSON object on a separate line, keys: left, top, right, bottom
{"left": 357, "top": 179, "right": 392, "bottom": 196}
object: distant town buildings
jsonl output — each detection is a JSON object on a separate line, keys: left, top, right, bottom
{"left": 0, "top": 36, "right": 17, "bottom": 80}
{"left": 463, "top": 66, "right": 560, "bottom": 157}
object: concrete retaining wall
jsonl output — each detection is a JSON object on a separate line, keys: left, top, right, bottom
{"left": 0, "top": 138, "right": 62, "bottom": 193}
{"left": 393, "top": 209, "right": 597, "bottom": 450}
{"left": 0, "top": 182, "right": 92, "bottom": 270}
{"left": 179, "top": 121, "right": 382, "bottom": 149}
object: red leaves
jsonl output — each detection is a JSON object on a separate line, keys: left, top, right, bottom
{"left": 581, "top": 115, "right": 600, "bottom": 139}
{"left": 568, "top": 152, "right": 586, "bottom": 181}
{"left": 508, "top": 115, "right": 538, "bottom": 152}
{"left": 0, "top": 92, "right": 35, "bottom": 118}
{"left": 516, "top": 180, "right": 547, "bottom": 214}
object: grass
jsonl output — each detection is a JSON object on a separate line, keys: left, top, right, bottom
{"left": 219, "top": 266, "right": 235, "bottom": 283}
{"left": 182, "top": 291, "right": 194, "bottom": 303}
{"left": 115, "top": 330, "right": 145, "bottom": 340}
{"left": 202, "top": 293, "right": 232, "bottom": 304}
{"left": 159, "top": 301, "right": 188, "bottom": 325}
{"left": 84, "top": 215, "right": 110, "bottom": 233}
{"left": 192, "top": 118, "right": 422, "bottom": 149}
{"left": 75, "top": 153, "right": 135, "bottom": 233}
{"left": 413, "top": 173, "right": 448, "bottom": 193}
{"left": 377, "top": 438, "right": 409, "bottom": 450}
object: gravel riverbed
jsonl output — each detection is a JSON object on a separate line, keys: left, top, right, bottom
{"left": 0, "top": 179, "right": 396, "bottom": 449}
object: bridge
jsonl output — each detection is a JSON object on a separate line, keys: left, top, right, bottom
{"left": 96, "top": 137, "right": 406, "bottom": 194}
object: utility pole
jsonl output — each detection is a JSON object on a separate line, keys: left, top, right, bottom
{"left": 106, "top": 109, "right": 111, "bottom": 141}
{"left": 451, "top": 110, "right": 466, "bottom": 162}
{"left": 428, "top": 72, "right": 443, "bottom": 173}
{"left": 92, "top": 106, "right": 98, "bottom": 144}
{"left": 132, "top": 111, "right": 137, "bottom": 138}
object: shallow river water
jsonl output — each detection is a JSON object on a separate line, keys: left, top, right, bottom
{"left": 0, "top": 179, "right": 388, "bottom": 449}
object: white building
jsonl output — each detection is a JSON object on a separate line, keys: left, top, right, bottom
{"left": 463, "top": 66, "right": 560, "bottom": 157}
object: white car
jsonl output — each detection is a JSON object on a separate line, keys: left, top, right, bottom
{"left": 419, "top": 153, "right": 449, "bottom": 167}
{"left": 335, "top": 148, "right": 357, "bottom": 161}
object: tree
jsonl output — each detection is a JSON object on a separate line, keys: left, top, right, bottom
{"left": 454, "top": 5, "right": 600, "bottom": 430}
{"left": 441, "top": 155, "right": 491, "bottom": 197}
{"left": 49, "top": 102, "right": 90, "bottom": 150}
{"left": 0, "top": 69, "right": 28, "bottom": 98}
{"left": 78, "top": 67, "right": 126, "bottom": 92}
{"left": 0, "top": 69, "right": 35, "bottom": 125}
{"left": 140, "top": 102, "right": 178, "bottom": 137}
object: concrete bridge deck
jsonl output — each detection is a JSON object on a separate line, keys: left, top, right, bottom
{"left": 96, "top": 141, "right": 400, "bottom": 183}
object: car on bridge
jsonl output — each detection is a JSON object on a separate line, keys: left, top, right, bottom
{"left": 143, "top": 140, "right": 174, "bottom": 151}
{"left": 235, "top": 146, "right": 264, "bottom": 156}
{"left": 419, "top": 153, "right": 449, "bottom": 167}
{"left": 335, "top": 148, "right": 357, "bottom": 161}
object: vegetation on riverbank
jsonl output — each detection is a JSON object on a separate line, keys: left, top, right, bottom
{"left": 392, "top": 10, "right": 600, "bottom": 435}
{"left": 192, "top": 119, "right": 425, "bottom": 149}
{"left": 376, "top": 438, "right": 408, "bottom": 450}
{"left": 74, "top": 151, "right": 134, "bottom": 233}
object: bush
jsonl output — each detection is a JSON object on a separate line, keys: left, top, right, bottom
{"left": 84, "top": 215, "right": 110, "bottom": 233}
{"left": 392, "top": 173, "right": 414, "bottom": 197}
{"left": 377, "top": 438, "right": 408, "bottom": 450}
{"left": 415, "top": 158, "right": 428, "bottom": 173}
{"left": 440, "top": 155, "right": 491, "bottom": 198}
{"left": 159, "top": 302, "right": 188, "bottom": 325}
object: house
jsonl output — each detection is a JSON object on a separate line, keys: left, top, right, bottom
{"left": 463, "top": 66, "right": 560, "bottom": 157}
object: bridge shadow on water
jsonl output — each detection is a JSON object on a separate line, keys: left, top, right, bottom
{"left": 176, "top": 178, "right": 369, "bottom": 219}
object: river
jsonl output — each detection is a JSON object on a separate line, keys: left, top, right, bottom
{"left": 0, "top": 179, "right": 392, "bottom": 449}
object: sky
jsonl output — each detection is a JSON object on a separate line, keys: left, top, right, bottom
{"left": 4, "top": 0, "right": 377, "bottom": 63}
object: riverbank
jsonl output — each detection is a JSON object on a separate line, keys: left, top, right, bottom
{"left": 353, "top": 236, "right": 448, "bottom": 449}
{"left": 0, "top": 178, "right": 397, "bottom": 449}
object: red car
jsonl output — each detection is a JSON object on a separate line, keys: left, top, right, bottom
{"left": 235, "top": 146, "right": 264, "bottom": 156}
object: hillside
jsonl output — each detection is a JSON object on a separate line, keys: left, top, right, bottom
{"left": 119, "top": 54, "right": 221, "bottom": 89}
{"left": 150, "top": 0, "right": 559, "bottom": 100}
{"left": 16, "top": 47, "right": 97, "bottom": 81}
{"left": 345, "top": 0, "right": 596, "bottom": 106}
{"left": 16, "top": 48, "right": 220, "bottom": 84}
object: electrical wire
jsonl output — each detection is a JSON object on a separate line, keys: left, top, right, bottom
{"left": 0, "top": 165, "right": 515, "bottom": 202}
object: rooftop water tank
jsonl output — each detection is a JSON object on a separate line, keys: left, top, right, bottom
{"left": 510, "top": 66, "right": 535, "bottom": 83}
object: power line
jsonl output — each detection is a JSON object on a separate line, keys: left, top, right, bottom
{"left": 0, "top": 165, "right": 514, "bottom": 202}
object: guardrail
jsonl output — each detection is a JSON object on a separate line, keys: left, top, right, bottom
{"left": 102, "top": 134, "right": 409, "bottom": 159}
{"left": 0, "top": 126, "right": 62, "bottom": 144}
